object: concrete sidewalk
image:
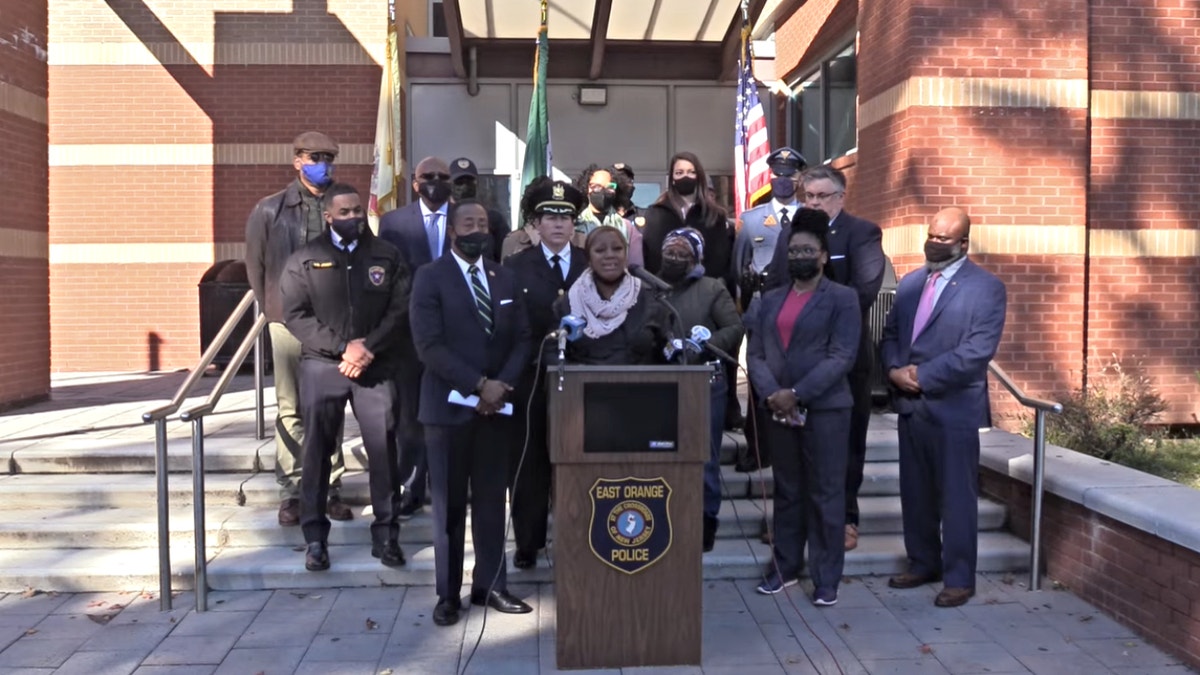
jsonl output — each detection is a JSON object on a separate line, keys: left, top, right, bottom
{"left": 0, "top": 574, "right": 1192, "bottom": 675}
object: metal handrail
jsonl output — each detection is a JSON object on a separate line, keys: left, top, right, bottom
{"left": 987, "top": 361, "right": 1063, "bottom": 592}
{"left": 139, "top": 288, "right": 265, "bottom": 611}
{"left": 180, "top": 311, "right": 268, "bottom": 612}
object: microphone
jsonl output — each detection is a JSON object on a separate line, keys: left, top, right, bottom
{"left": 662, "top": 338, "right": 703, "bottom": 363}
{"left": 688, "top": 325, "right": 739, "bottom": 366}
{"left": 548, "top": 315, "right": 586, "bottom": 342}
{"left": 628, "top": 264, "right": 672, "bottom": 293}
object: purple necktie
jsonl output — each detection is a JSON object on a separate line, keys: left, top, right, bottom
{"left": 910, "top": 271, "right": 941, "bottom": 343}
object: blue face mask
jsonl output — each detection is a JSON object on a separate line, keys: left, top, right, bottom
{"left": 301, "top": 162, "right": 333, "bottom": 188}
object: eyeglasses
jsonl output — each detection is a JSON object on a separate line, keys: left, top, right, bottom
{"left": 787, "top": 246, "right": 822, "bottom": 258}
{"left": 306, "top": 152, "right": 336, "bottom": 163}
{"left": 803, "top": 191, "right": 843, "bottom": 202}
{"left": 588, "top": 182, "right": 617, "bottom": 192}
{"left": 418, "top": 172, "right": 451, "bottom": 181}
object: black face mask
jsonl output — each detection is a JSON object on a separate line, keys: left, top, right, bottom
{"left": 672, "top": 177, "right": 697, "bottom": 197}
{"left": 659, "top": 258, "right": 691, "bottom": 283}
{"left": 329, "top": 216, "right": 364, "bottom": 244}
{"left": 588, "top": 190, "right": 615, "bottom": 212}
{"left": 770, "top": 175, "right": 797, "bottom": 201}
{"left": 455, "top": 231, "right": 491, "bottom": 259}
{"left": 452, "top": 181, "right": 477, "bottom": 201}
{"left": 924, "top": 240, "right": 962, "bottom": 264}
{"left": 420, "top": 180, "right": 453, "bottom": 205}
{"left": 788, "top": 258, "right": 822, "bottom": 282}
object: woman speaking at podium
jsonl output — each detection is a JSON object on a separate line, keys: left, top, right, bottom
{"left": 743, "top": 208, "right": 861, "bottom": 607}
{"left": 552, "top": 225, "right": 670, "bottom": 365}
{"left": 657, "top": 227, "right": 744, "bottom": 552}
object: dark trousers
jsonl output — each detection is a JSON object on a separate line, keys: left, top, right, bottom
{"left": 897, "top": 408, "right": 980, "bottom": 589}
{"left": 740, "top": 381, "right": 772, "bottom": 471}
{"left": 298, "top": 359, "right": 400, "bottom": 545}
{"left": 510, "top": 372, "right": 551, "bottom": 554}
{"left": 426, "top": 418, "right": 511, "bottom": 601}
{"left": 703, "top": 369, "right": 728, "bottom": 520}
{"left": 844, "top": 330, "right": 875, "bottom": 525}
{"left": 722, "top": 334, "right": 744, "bottom": 426}
{"left": 767, "top": 408, "right": 849, "bottom": 591}
{"left": 394, "top": 357, "right": 428, "bottom": 504}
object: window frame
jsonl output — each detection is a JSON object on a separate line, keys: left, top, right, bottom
{"left": 786, "top": 38, "right": 858, "bottom": 164}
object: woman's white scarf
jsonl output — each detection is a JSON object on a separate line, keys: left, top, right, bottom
{"left": 568, "top": 269, "right": 642, "bottom": 339}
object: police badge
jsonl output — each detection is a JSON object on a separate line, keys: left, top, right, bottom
{"left": 368, "top": 265, "right": 385, "bottom": 286}
{"left": 589, "top": 476, "right": 673, "bottom": 575}
{"left": 553, "top": 183, "right": 565, "bottom": 200}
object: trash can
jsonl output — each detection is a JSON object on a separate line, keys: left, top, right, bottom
{"left": 198, "top": 260, "right": 271, "bottom": 370}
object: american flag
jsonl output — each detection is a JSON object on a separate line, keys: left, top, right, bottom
{"left": 734, "top": 26, "right": 770, "bottom": 218}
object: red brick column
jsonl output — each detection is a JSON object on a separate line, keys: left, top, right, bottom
{"left": 0, "top": 0, "right": 50, "bottom": 407}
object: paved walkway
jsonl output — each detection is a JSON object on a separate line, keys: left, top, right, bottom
{"left": 0, "top": 573, "right": 1193, "bottom": 674}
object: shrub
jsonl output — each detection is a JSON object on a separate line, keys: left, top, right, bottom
{"left": 1044, "top": 355, "right": 1167, "bottom": 469}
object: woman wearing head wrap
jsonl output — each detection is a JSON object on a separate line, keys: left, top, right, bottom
{"left": 660, "top": 228, "right": 745, "bottom": 552}
{"left": 551, "top": 226, "right": 669, "bottom": 365}
{"left": 742, "top": 208, "right": 861, "bottom": 607}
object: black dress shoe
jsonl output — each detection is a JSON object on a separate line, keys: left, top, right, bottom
{"left": 304, "top": 542, "right": 329, "bottom": 571}
{"left": 432, "top": 597, "right": 461, "bottom": 626}
{"left": 470, "top": 589, "right": 532, "bottom": 614}
{"left": 513, "top": 549, "right": 537, "bottom": 569}
{"left": 396, "top": 496, "right": 423, "bottom": 521}
{"left": 371, "top": 540, "right": 406, "bottom": 567}
{"left": 702, "top": 516, "right": 718, "bottom": 553}
{"left": 327, "top": 496, "right": 354, "bottom": 521}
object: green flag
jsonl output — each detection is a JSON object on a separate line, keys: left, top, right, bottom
{"left": 520, "top": 0, "right": 551, "bottom": 190}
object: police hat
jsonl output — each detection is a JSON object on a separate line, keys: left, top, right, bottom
{"left": 612, "top": 162, "right": 634, "bottom": 181}
{"left": 766, "top": 147, "right": 806, "bottom": 176}
{"left": 532, "top": 180, "right": 585, "bottom": 216}
{"left": 449, "top": 157, "right": 478, "bottom": 181}
{"left": 293, "top": 131, "right": 339, "bottom": 156}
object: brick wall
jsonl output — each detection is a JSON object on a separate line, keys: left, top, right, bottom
{"left": 47, "top": 1, "right": 385, "bottom": 371}
{"left": 0, "top": 0, "right": 50, "bottom": 407}
{"left": 982, "top": 469, "right": 1200, "bottom": 670}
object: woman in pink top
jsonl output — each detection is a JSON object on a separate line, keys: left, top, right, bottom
{"left": 742, "top": 208, "right": 861, "bottom": 607}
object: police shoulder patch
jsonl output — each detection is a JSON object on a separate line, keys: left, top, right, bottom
{"left": 368, "top": 265, "right": 386, "bottom": 286}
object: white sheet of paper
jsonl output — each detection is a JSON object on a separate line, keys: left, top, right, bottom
{"left": 448, "top": 390, "right": 513, "bottom": 416}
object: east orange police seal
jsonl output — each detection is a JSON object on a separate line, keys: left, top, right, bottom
{"left": 588, "top": 476, "right": 672, "bottom": 574}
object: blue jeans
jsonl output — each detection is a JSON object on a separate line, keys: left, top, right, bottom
{"left": 704, "top": 368, "right": 728, "bottom": 521}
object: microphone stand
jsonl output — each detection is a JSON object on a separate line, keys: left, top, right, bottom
{"left": 652, "top": 291, "right": 689, "bottom": 365}
{"left": 557, "top": 330, "right": 567, "bottom": 391}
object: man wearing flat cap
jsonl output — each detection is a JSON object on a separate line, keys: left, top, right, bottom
{"left": 502, "top": 179, "right": 588, "bottom": 569}
{"left": 245, "top": 131, "right": 352, "bottom": 527}
{"left": 449, "top": 157, "right": 511, "bottom": 262}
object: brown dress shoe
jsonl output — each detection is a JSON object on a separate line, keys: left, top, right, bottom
{"left": 934, "top": 587, "right": 975, "bottom": 607}
{"left": 278, "top": 498, "right": 300, "bottom": 526}
{"left": 888, "top": 571, "right": 942, "bottom": 589}
{"left": 327, "top": 496, "right": 353, "bottom": 521}
{"left": 844, "top": 523, "right": 859, "bottom": 551}
{"left": 759, "top": 517, "right": 773, "bottom": 545}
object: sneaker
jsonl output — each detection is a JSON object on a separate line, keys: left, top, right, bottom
{"left": 812, "top": 587, "right": 838, "bottom": 606}
{"left": 755, "top": 570, "right": 799, "bottom": 595}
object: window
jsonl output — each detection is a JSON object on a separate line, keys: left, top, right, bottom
{"left": 430, "top": 1, "right": 447, "bottom": 37}
{"left": 789, "top": 43, "right": 857, "bottom": 163}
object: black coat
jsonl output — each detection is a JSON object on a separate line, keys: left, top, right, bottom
{"left": 765, "top": 210, "right": 885, "bottom": 317}
{"left": 640, "top": 201, "right": 736, "bottom": 297}
{"left": 551, "top": 287, "right": 671, "bottom": 366}
{"left": 279, "top": 229, "right": 411, "bottom": 383}
{"left": 504, "top": 244, "right": 587, "bottom": 353}
{"left": 245, "top": 180, "right": 319, "bottom": 322}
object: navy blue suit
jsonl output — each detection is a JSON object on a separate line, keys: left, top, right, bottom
{"left": 409, "top": 252, "right": 532, "bottom": 601}
{"left": 378, "top": 201, "right": 450, "bottom": 507}
{"left": 879, "top": 258, "right": 1006, "bottom": 590}
{"left": 744, "top": 277, "right": 860, "bottom": 590}
{"left": 766, "top": 209, "right": 885, "bottom": 526}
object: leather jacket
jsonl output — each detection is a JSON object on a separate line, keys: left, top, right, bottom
{"left": 245, "top": 180, "right": 318, "bottom": 322}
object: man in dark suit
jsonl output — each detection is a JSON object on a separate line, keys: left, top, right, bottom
{"left": 378, "top": 156, "right": 453, "bottom": 519}
{"left": 410, "top": 199, "right": 534, "bottom": 626}
{"left": 765, "top": 165, "right": 885, "bottom": 552}
{"left": 279, "top": 183, "right": 410, "bottom": 571}
{"left": 879, "top": 207, "right": 1006, "bottom": 608}
{"left": 503, "top": 180, "right": 587, "bottom": 569}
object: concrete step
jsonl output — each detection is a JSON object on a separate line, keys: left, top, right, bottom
{"left": 0, "top": 458, "right": 907, "bottom": 510}
{"left": 721, "top": 461, "right": 899, "bottom": 499}
{"left": 0, "top": 531, "right": 1031, "bottom": 593}
{"left": 0, "top": 496, "right": 1009, "bottom": 550}
{"left": 7, "top": 428, "right": 901, "bottom": 474}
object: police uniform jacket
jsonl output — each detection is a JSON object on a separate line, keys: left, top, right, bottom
{"left": 245, "top": 180, "right": 320, "bottom": 322}
{"left": 280, "top": 229, "right": 411, "bottom": 383}
{"left": 504, "top": 244, "right": 588, "bottom": 357}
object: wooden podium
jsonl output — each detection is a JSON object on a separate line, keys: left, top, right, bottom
{"left": 547, "top": 364, "right": 712, "bottom": 670}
